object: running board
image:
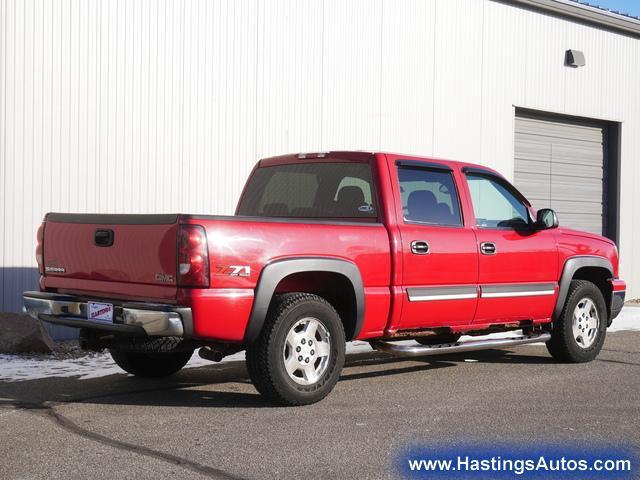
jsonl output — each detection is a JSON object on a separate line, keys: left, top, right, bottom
{"left": 369, "top": 332, "right": 551, "bottom": 357}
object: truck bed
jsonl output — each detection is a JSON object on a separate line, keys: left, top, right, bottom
{"left": 39, "top": 213, "right": 392, "bottom": 341}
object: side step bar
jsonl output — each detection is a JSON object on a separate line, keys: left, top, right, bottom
{"left": 369, "top": 332, "right": 551, "bottom": 357}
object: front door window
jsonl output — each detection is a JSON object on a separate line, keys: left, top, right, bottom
{"left": 466, "top": 173, "right": 530, "bottom": 229}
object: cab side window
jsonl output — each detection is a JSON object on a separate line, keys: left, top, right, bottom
{"left": 398, "top": 167, "right": 463, "bottom": 227}
{"left": 466, "top": 173, "right": 530, "bottom": 229}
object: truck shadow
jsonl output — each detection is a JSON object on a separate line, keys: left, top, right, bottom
{"left": 446, "top": 348, "right": 556, "bottom": 364}
{"left": 0, "top": 348, "right": 553, "bottom": 410}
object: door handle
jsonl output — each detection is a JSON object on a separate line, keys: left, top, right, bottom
{"left": 410, "top": 240, "right": 430, "bottom": 255}
{"left": 480, "top": 241, "right": 497, "bottom": 255}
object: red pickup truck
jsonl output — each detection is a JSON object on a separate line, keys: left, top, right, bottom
{"left": 24, "top": 151, "right": 626, "bottom": 405}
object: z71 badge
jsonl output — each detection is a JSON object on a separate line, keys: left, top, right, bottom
{"left": 215, "top": 265, "right": 251, "bottom": 277}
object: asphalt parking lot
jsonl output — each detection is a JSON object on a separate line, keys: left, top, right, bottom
{"left": 1, "top": 331, "right": 638, "bottom": 480}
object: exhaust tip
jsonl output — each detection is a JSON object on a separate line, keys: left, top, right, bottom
{"left": 199, "top": 347, "right": 224, "bottom": 363}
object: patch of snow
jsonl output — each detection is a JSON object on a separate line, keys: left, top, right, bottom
{"left": 0, "top": 308, "right": 638, "bottom": 383}
{"left": 608, "top": 307, "right": 640, "bottom": 332}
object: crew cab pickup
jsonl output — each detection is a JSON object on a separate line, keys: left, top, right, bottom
{"left": 23, "top": 151, "right": 626, "bottom": 405}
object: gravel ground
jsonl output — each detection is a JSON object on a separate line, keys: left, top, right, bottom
{"left": 33, "top": 340, "right": 87, "bottom": 359}
{"left": 1, "top": 339, "right": 89, "bottom": 360}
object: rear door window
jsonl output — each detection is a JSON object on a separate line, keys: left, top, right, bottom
{"left": 237, "top": 162, "right": 378, "bottom": 219}
{"left": 397, "top": 166, "right": 463, "bottom": 226}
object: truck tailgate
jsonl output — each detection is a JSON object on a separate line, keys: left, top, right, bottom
{"left": 42, "top": 213, "right": 179, "bottom": 301}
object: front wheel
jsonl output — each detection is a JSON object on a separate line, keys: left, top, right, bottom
{"left": 109, "top": 348, "right": 193, "bottom": 377}
{"left": 246, "top": 293, "right": 346, "bottom": 406}
{"left": 546, "top": 280, "right": 607, "bottom": 363}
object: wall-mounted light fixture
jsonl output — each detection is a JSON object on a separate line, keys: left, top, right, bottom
{"left": 565, "top": 49, "right": 586, "bottom": 67}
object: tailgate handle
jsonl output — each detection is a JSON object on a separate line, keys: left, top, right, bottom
{"left": 94, "top": 229, "right": 114, "bottom": 247}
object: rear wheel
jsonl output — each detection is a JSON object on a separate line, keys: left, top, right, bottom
{"left": 109, "top": 348, "right": 193, "bottom": 377}
{"left": 246, "top": 293, "right": 346, "bottom": 406}
{"left": 546, "top": 280, "right": 607, "bottom": 363}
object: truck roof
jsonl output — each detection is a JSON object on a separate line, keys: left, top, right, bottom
{"left": 259, "top": 151, "right": 503, "bottom": 178}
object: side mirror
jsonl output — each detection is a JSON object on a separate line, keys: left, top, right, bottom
{"left": 536, "top": 208, "right": 558, "bottom": 230}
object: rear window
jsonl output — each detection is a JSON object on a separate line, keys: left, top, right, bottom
{"left": 237, "top": 162, "right": 378, "bottom": 220}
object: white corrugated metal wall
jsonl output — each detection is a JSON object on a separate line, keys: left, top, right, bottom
{"left": 1, "top": 0, "right": 639, "bottom": 337}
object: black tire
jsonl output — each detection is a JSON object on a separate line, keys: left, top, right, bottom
{"left": 415, "top": 334, "right": 461, "bottom": 346}
{"left": 109, "top": 348, "right": 193, "bottom": 377}
{"left": 246, "top": 293, "right": 346, "bottom": 406}
{"left": 546, "top": 280, "right": 607, "bottom": 363}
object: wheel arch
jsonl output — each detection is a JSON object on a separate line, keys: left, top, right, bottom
{"left": 244, "top": 257, "right": 365, "bottom": 343}
{"left": 554, "top": 256, "right": 613, "bottom": 322}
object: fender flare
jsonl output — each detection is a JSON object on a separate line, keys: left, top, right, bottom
{"left": 553, "top": 256, "right": 613, "bottom": 320}
{"left": 244, "top": 257, "right": 365, "bottom": 343}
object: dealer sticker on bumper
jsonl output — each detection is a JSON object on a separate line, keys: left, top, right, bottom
{"left": 88, "top": 302, "right": 114, "bottom": 323}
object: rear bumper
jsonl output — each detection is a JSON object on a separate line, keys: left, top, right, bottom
{"left": 23, "top": 291, "right": 192, "bottom": 338}
{"left": 610, "top": 279, "right": 626, "bottom": 322}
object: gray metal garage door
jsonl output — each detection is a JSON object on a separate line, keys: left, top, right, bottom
{"left": 514, "top": 113, "right": 606, "bottom": 235}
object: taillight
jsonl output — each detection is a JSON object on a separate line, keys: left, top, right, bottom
{"left": 177, "top": 225, "right": 210, "bottom": 287}
{"left": 36, "top": 222, "right": 45, "bottom": 274}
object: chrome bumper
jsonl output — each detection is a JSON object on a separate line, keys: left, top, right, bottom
{"left": 23, "top": 291, "right": 192, "bottom": 337}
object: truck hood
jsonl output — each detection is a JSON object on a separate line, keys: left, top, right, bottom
{"left": 557, "top": 227, "right": 615, "bottom": 246}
